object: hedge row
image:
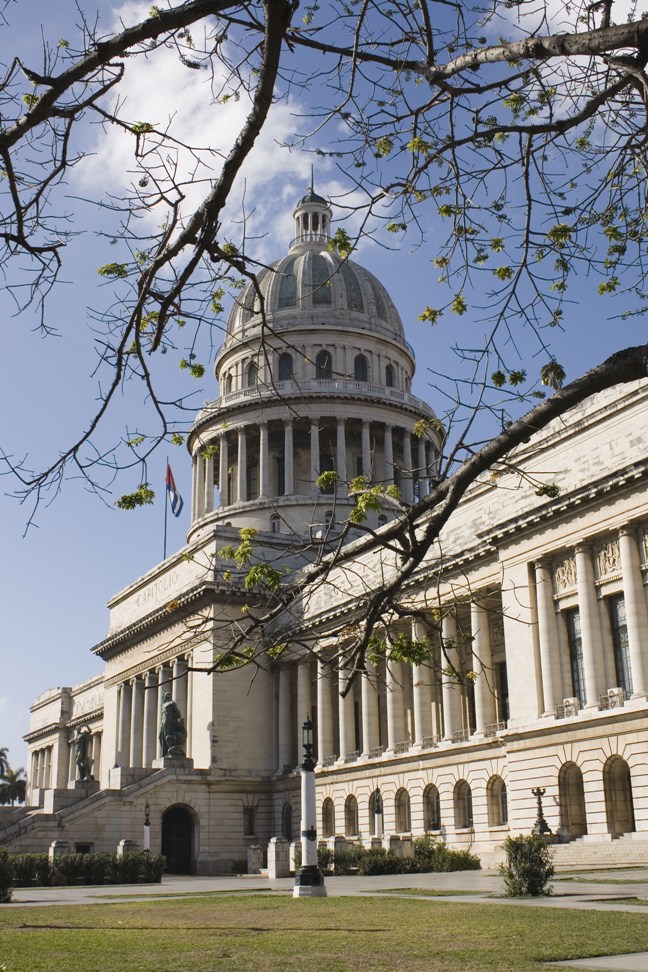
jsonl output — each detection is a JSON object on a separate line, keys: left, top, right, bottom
{"left": 0, "top": 849, "right": 165, "bottom": 900}
{"left": 298, "top": 835, "right": 481, "bottom": 875}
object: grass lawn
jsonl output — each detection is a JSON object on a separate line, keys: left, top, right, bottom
{"left": 2, "top": 893, "right": 648, "bottom": 971}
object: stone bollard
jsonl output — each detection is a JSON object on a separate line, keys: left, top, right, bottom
{"left": 48, "top": 840, "right": 71, "bottom": 862}
{"left": 267, "top": 837, "right": 290, "bottom": 879}
{"left": 116, "top": 839, "right": 139, "bottom": 857}
{"left": 247, "top": 844, "right": 263, "bottom": 874}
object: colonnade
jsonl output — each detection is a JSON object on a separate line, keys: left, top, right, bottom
{"left": 535, "top": 524, "right": 648, "bottom": 714}
{"left": 192, "top": 416, "right": 439, "bottom": 519}
{"left": 30, "top": 746, "right": 53, "bottom": 790}
{"left": 115, "top": 655, "right": 193, "bottom": 768}
{"left": 276, "top": 609, "right": 505, "bottom": 772}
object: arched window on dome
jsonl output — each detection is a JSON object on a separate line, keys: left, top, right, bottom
{"left": 316, "top": 350, "right": 333, "bottom": 380}
{"left": 225, "top": 373, "right": 233, "bottom": 395}
{"left": 385, "top": 364, "right": 394, "bottom": 387}
{"left": 246, "top": 361, "right": 257, "bottom": 387}
{"left": 354, "top": 355, "right": 368, "bottom": 382}
{"left": 278, "top": 353, "right": 294, "bottom": 381}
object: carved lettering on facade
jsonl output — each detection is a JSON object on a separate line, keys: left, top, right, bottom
{"left": 554, "top": 555, "right": 577, "bottom": 594}
{"left": 595, "top": 537, "right": 621, "bottom": 579}
{"left": 135, "top": 570, "right": 180, "bottom": 610}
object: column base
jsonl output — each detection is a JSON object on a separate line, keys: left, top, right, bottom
{"left": 293, "top": 865, "right": 327, "bottom": 898}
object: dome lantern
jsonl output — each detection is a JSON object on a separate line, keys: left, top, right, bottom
{"left": 291, "top": 177, "right": 332, "bottom": 251}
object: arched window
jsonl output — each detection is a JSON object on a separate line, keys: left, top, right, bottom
{"left": 322, "top": 798, "right": 335, "bottom": 838}
{"left": 395, "top": 788, "right": 411, "bottom": 833}
{"left": 454, "top": 780, "right": 473, "bottom": 830}
{"left": 424, "top": 784, "right": 441, "bottom": 831}
{"left": 278, "top": 353, "right": 294, "bottom": 381}
{"left": 316, "top": 350, "right": 333, "bottom": 380}
{"left": 354, "top": 354, "right": 368, "bottom": 382}
{"left": 225, "top": 374, "right": 233, "bottom": 394}
{"left": 246, "top": 361, "right": 257, "bottom": 387}
{"left": 377, "top": 514, "right": 387, "bottom": 527}
{"left": 345, "top": 795, "right": 359, "bottom": 837}
{"left": 385, "top": 363, "right": 394, "bottom": 387}
{"left": 270, "top": 513, "right": 280, "bottom": 534}
{"left": 487, "top": 775, "right": 508, "bottom": 827}
{"left": 282, "top": 802, "right": 293, "bottom": 841}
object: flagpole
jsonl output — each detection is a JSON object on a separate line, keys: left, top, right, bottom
{"left": 163, "top": 456, "right": 169, "bottom": 561}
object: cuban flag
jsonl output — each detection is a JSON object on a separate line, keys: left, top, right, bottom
{"left": 165, "top": 464, "right": 184, "bottom": 517}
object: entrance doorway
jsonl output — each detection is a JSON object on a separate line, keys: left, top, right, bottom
{"left": 604, "top": 756, "right": 635, "bottom": 837}
{"left": 558, "top": 762, "right": 587, "bottom": 841}
{"left": 161, "top": 805, "right": 194, "bottom": 874}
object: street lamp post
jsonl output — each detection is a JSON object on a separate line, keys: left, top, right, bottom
{"left": 531, "top": 787, "right": 551, "bottom": 835}
{"left": 293, "top": 716, "right": 327, "bottom": 898}
{"left": 143, "top": 800, "right": 151, "bottom": 854}
{"left": 373, "top": 788, "right": 383, "bottom": 840}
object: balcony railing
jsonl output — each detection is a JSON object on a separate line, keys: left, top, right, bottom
{"left": 321, "top": 755, "right": 337, "bottom": 768}
{"left": 393, "top": 740, "right": 411, "bottom": 754}
{"left": 345, "top": 750, "right": 360, "bottom": 763}
{"left": 367, "top": 745, "right": 385, "bottom": 759}
{"left": 555, "top": 698, "right": 581, "bottom": 719}
{"left": 421, "top": 735, "right": 439, "bottom": 749}
{"left": 452, "top": 729, "right": 470, "bottom": 743}
{"left": 484, "top": 721, "right": 507, "bottom": 738}
{"left": 599, "top": 688, "right": 626, "bottom": 710}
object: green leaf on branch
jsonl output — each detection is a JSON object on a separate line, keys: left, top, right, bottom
{"left": 115, "top": 483, "right": 155, "bottom": 510}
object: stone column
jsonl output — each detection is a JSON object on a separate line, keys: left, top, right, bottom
{"left": 218, "top": 433, "right": 229, "bottom": 507}
{"left": 296, "top": 659, "right": 312, "bottom": 731}
{"left": 441, "top": 610, "right": 462, "bottom": 739}
{"left": 619, "top": 525, "right": 648, "bottom": 698}
{"left": 316, "top": 656, "right": 334, "bottom": 762}
{"left": 195, "top": 454, "right": 205, "bottom": 519}
{"left": 338, "top": 668, "right": 355, "bottom": 759}
{"left": 385, "top": 651, "right": 406, "bottom": 750}
{"left": 361, "top": 664, "right": 381, "bottom": 754}
{"left": 284, "top": 420, "right": 294, "bottom": 495}
{"left": 92, "top": 734, "right": 102, "bottom": 781}
{"left": 361, "top": 420, "right": 371, "bottom": 479}
{"left": 191, "top": 457, "right": 198, "bottom": 519}
{"left": 411, "top": 620, "right": 433, "bottom": 745}
{"left": 277, "top": 666, "right": 293, "bottom": 773}
{"left": 336, "top": 418, "right": 347, "bottom": 494}
{"left": 401, "top": 430, "right": 414, "bottom": 503}
{"left": 129, "top": 676, "right": 145, "bottom": 767}
{"left": 310, "top": 419, "right": 320, "bottom": 491}
{"left": 185, "top": 654, "right": 193, "bottom": 759}
{"left": 117, "top": 681, "right": 133, "bottom": 766}
{"left": 417, "top": 436, "right": 428, "bottom": 498}
{"left": 471, "top": 601, "right": 497, "bottom": 734}
{"left": 237, "top": 428, "right": 247, "bottom": 503}
{"left": 204, "top": 452, "right": 214, "bottom": 514}
{"left": 142, "top": 670, "right": 159, "bottom": 767}
{"left": 44, "top": 748, "right": 52, "bottom": 789}
{"left": 259, "top": 421, "right": 269, "bottom": 498}
{"left": 172, "top": 656, "right": 189, "bottom": 727}
{"left": 384, "top": 424, "right": 394, "bottom": 486}
{"left": 535, "top": 559, "right": 564, "bottom": 714}
{"left": 575, "top": 543, "right": 607, "bottom": 707}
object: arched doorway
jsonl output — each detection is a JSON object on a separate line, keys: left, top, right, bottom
{"left": 604, "top": 757, "right": 635, "bottom": 837}
{"left": 558, "top": 762, "right": 587, "bottom": 841}
{"left": 161, "top": 805, "right": 194, "bottom": 874}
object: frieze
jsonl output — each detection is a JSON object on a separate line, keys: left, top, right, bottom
{"left": 554, "top": 555, "right": 577, "bottom": 594}
{"left": 104, "top": 633, "right": 206, "bottom": 688}
{"left": 71, "top": 691, "right": 103, "bottom": 718}
{"left": 595, "top": 537, "right": 621, "bottom": 580}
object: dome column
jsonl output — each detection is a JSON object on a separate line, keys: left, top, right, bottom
{"left": 362, "top": 420, "right": 371, "bottom": 479}
{"left": 336, "top": 419, "right": 347, "bottom": 494}
{"left": 417, "top": 436, "right": 428, "bottom": 499}
{"left": 237, "top": 428, "right": 247, "bottom": 503}
{"left": 401, "top": 430, "right": 414, "bottom": 503}
{"left": 384, "top": 424, "right": 394, "bottom": 487}
{"left": 310, "top": 420, "right": 320, "bottom": 492}
{"left": 284, "top": 420, "right": 294, "bottom": 495}
{"left": 204, "top": 452, "right": 215, "bottom": 514}
{"left": 259, "top": 421, "right": 269, "bottom": 498}
{"left": 218, "top": 433, "right": 229, "bottom": 507}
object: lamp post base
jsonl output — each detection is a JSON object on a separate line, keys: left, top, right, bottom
{"left": 293, "top": 864, "right": 327, "bottom": 898}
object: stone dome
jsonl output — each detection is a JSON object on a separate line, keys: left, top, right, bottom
{"left": 224, "top": 191, "right": 409, "bottom": 353}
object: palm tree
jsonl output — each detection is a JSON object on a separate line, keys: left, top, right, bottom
{"left": 0, "top": 748, "right": 9, "bottom": 778}
{"left": 0, "top": 767, "right": 26, "bottom": 806}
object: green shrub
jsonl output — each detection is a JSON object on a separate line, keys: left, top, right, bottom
{"left": 356, "top": 849, "right": 401, "bottom": 875}
{"left": 11, "top": 853, "right": 53, "bottom": 887}
{"left": 0, "top": 848, "right": 13, "bottom": 903}
{"left": 413, "top": 834, "right": 481, "bottom": 872}
{"left": 500, "top": 834, "right": 554, "bottom": 896}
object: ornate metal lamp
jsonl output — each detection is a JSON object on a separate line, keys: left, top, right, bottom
{"left": 293, "top": 715, "right": 327, "bottom": 897}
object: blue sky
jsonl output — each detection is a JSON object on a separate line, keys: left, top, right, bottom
{"left": 0, "top": 0, "right": 642, "bottom": 770}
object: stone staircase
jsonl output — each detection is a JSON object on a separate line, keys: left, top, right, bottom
{"left": 552, "top": 834, "right": 648, "bottom": 870}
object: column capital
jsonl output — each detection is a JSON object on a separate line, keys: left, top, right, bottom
{"left": 574, "top": 541, "right": 592, "bottom": 555}
{"left": 619, "top": 523, "right": 638, "bottom": 539}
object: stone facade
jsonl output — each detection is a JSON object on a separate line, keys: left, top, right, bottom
{"left": 3, "top": 190, "right": 648, "bottom": 873}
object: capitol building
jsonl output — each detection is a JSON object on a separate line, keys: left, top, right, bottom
{"left": 2, "top": 189, "right": 648, "bottom": 873}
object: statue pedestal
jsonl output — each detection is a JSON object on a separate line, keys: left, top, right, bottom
{"left": 72, "top": 779, "right": 100, "bottom": 793}
{"left": 152, "top": 757, "right": 194, "bottom": 771}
